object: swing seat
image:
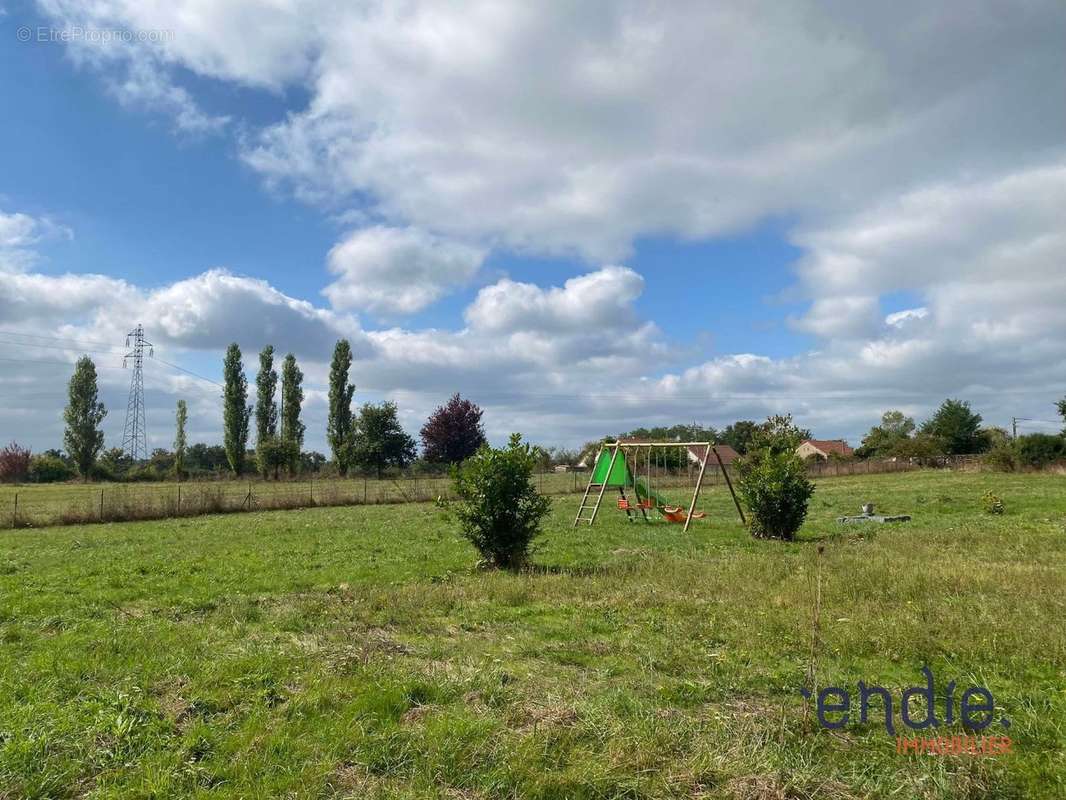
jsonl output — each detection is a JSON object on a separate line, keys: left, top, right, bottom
{"left": 660, "top": 506, "right": 707, "bottom": 523}
{"left": 617, "top": 497, "right": 631, "bottom": 510}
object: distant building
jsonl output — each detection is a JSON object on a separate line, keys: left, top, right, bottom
{"left": 686, "top": 444, "right": 740, "bottom": 465}
{"left": 797, "top": 439, "right": 854, "bottom": 460}
{"left": 553, "top": 464, "right": 571, "bottom": 473}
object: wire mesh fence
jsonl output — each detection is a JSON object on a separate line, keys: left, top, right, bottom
{"left": 0, "top": 471, "right": 587, "bottom": 529}
{"left": 0, "top": 458, "right": 929, "bottom": 530}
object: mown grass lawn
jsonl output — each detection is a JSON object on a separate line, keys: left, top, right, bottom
{"left": 1, "top": 470, "right": 1064, "bottom": 798}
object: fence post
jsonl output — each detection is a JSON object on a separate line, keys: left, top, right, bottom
{"left": 99, "top": 489, "right": 104, "bottom": 521}
{"left": 310, "top": 477, "right": 314, "bottom": 506}
{"left": 12, "top": 493, "right": 17, "bottom": 528}
{"left": 364, "top": 476, "right": 368, "bottom": 504}
{"left": 177, "top": 484, "right": 181, "bottom": 513}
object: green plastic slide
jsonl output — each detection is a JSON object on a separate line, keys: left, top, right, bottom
{"left": 634, "top": 478, "right": 668, "bottom": 510}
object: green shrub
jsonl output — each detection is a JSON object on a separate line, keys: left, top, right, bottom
{"left": 984, "top": 442, "right": 1017, "bottom": 472}
{"left": 90, "top": 461, "right": 119, "bottom": 482}
{"left": 451, "top": 433, "right": 552, "bottom": 569}
{"left": 981, "top": 491, "right": 1005, "bottom": 515}
{"left": 1015, "top": 434, "right": 1066, "bottom": 468}
{"left": 257, "top": 436, "right": 299, "bottom": 480}
{"left": 735, "top": 415, "right": 815, "bottom": 541}
{"left": 28, "top": 454, "right": 75, "bottom": 483}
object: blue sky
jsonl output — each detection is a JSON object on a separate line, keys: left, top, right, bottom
{"left": 1, "top": 1, "right": 1064, "bottom": 452}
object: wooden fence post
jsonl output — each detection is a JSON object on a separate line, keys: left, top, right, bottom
{"left": 99, "top": 489, "right": 104, "bottom": 521}
{"left": 12, "top": 493, "right": 17, "bottom": 528}
{"left": 363, "top": 477, "right": 368, "bottom": 504}
{"left": 310, "top": 478, "right": 314, "bottom": 506}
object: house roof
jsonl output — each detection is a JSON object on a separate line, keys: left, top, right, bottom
{"left": 687, "top": 444, "right": 739, "bottom": 464}
{"left": 801, "top": 439, "right": 854, "bottom": 456}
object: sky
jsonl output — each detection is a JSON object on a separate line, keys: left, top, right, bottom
{"left": 1, "top": 1, "right": 1065, "bottom": 455}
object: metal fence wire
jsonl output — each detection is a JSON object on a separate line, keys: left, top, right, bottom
{"left": 0, "top": 458, "right": 934, "bottom": 530}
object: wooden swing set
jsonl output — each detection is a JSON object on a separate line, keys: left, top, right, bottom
{"left": 573, "top": 441, "right": 745, "bottom": 532}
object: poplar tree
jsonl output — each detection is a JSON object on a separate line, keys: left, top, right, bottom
{"left": 255, "top": 345, "right": 278, "bottom": 445}
{"left": 327, "top": 339, "right": 356, "bottom": 475}
{"left": 280, "top": 353, "right": 305, "bottom": 474}
{"left": 63, "top": 356, "right": 107, "bottom": 481}
{"left": 222, "top": 343, "right": 251, "bottom": 475}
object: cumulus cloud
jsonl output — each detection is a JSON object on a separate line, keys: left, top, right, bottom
{"left": 32, "top": 1, "right": 1066, "bottom": 260}
{"left": 790, "top": 296, "right": 881, "bottom": 340}
{"left": 324, "top": 226, "right": 485, "bottom": 315}
{"left": 465, "top": 266, "right": 642, "bottom": 334}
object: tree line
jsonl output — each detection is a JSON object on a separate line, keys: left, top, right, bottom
{"left": 3, "top": 351, "right": 1065, "bottom": 483}
{"left": 855, "top": 398, "right": 1066, "bottom": 468}
{"left": 0, "top": 342, "right": 491, "bottom": 483}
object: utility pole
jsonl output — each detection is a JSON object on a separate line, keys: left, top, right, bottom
{"left": 1011, "top": 417, "right": 1032, "bottom": 440}
{"left": 121, "top": 324, "right": 154, "bottom": 461}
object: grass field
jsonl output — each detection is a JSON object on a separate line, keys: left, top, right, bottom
{"left": 0, "top": 472, "right": 587, "bottom": 529}
{"left": 1, "top": 470, "right": 1063, "bottom": 798}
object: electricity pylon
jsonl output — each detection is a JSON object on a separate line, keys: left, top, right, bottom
{"left": 121, "top": 324, "right": 153, "bottom": 461}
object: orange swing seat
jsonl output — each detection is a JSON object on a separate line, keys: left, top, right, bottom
{"left": 660, "top": 506, "right": 707, "bottom": 523}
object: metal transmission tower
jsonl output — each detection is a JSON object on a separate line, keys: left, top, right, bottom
{"left": 121, "top": 324, "right": 154, "bottom": 461}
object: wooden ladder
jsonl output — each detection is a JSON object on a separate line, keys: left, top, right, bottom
{"left": 573, "top": 446, "right": 619, "bottom": 527}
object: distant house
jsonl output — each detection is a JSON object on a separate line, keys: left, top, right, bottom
{"left": 553, "top": 464, "right": 571, "bottom": 473}
{"left": 686, "top": 444, "right": 740, "bottom": 466}
{"left": 797, "top": 439, "right": 854, "bottom": 460}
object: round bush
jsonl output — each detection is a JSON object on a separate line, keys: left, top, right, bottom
{"left": 734, "top": 415, "right": 815, "bottom": 541}
{"left": 451, "top": 433, "right": 551, "bottom": 569}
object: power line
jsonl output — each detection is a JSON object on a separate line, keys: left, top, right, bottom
{"left": 152, "top": 356, "right": 222, "bottom": 388}
{"left": 0, "top": 355, "right": 128, "bottom": 370}
{"left": 0, "top": 337, "right": 127, "bottom": 356}
{"left": 0, "top": 329, "right": 120, "bottom": 349}
{"left": 0, "top": 333, "right": 222, "bottom": 387}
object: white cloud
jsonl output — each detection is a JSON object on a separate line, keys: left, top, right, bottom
{"left": 324, "top": 226, "right": 485, "bottom": 315}
{"left": 12, "top": 4, "right": 1066, "bottom": 450}
{"left": 464, "top": 266, "right": 642, "bottom": 334}
{"left": 790, "top": 296, "right": 881, "bottom": 340}
{"left": 0, "top": 209, "right": 73, "bottom": 272}
{"left": 109, "top": 59, "right": 230, "bottom": 135}
{"left": 0, "top": 211, "right": 39, "bottom": 249}
{"left": 34, "top": 1, "right": 1066, "bottom": 260}
{"left": 885, "top": 308, "right": 928, "bottom": 329}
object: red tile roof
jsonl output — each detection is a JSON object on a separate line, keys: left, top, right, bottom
{"left": 802, "top": 439, "right": 854, "bottom": 457}
{"left": 687, "top": 444, "right": 739, "bottom": 464}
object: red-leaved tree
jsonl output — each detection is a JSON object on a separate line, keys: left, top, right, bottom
{"left": 420, "top": 393, "right": 487, "bottom": 464}
{"left": 0, "top": 442, "right": 31, "bottom": 483}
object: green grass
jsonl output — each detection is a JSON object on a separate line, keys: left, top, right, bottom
{"left": 1, "top": 470, "right": 1064, "bottom": 798}
{"left": 0, "top": 472, "right": 585, "bottom": 528}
